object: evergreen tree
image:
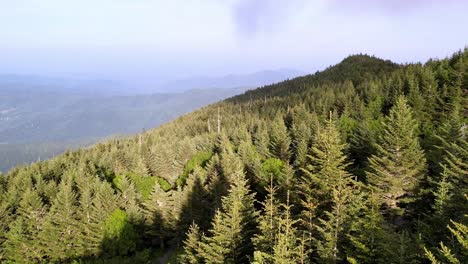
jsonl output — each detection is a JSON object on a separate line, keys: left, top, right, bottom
{"left": 3, "top": 189, "right": 46, "bottom": 262}
{"left": 270, "top": 113, "right": 292, "bottom": 162}
{"left": 347, "top": 193, "right": 396, "bottom": 263}
{"left": 253, "top": 179, "right": 280, "bottom": 263}
{"left": 118, "top": 174, "right": 143, "bottom": 223}
{"left": 200, "top": 166, "right": 258, "bottom": 264}
{"left": 367, "top": 95, "right": 426, "bottom": 218}
{"left": 314, "top": 170, "right": 360, "bottom": 263}
{"left": 37, "top": 180, "right": 81, "bottom": 261}
{"left": 254, "top": 123, "right": 272, "bottom": 158}
{"left": 298, "top": 115, "right": 351, "bottom": 254}
{"left": 143, "top": 182, "right": 174, "bottom": 248}
{"left": 273, "top": 193, "right": 301, "bottom": 264}
{"left": 424, "top": 217, "right": 468, "bottom": 264}
{"left": 180, "top": 223, "right": 204, "bottom": 264}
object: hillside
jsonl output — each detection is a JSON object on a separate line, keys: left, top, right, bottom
{"left": 0, "top": 86, "right": 249, "bottom": 172}
{"left": 0, "top": 49, "right": 466, "bottom": 263}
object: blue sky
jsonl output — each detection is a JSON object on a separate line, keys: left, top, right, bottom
{"left": 0, "top": 0, "right": 467, "bottom": 85}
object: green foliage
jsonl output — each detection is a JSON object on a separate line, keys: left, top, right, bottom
{"left": 114, "top": 173, "right": 157, "bottom": 200}
{"left": 260, "top": 158, "right": 285, "bottom": 185}
{"left": 180, "top": 223, "right": 204, "bottom": 264}
{"left": 367, "top": 95, "right": 427, "bottom": 218}
{"left": 102, "top": 209, "right": 137, "bottom": 256}
{"left": 200, "top": 167, "right": 258, "bottom": 263}
{"left": 269, "top": 113, "right": 291, "bottom": 162}
{"left": 157, "top": 177, "right": 172, "bottom": 192}
{"left": 177, "top": 150, "right": 213, "bottom": 187}
{"left": 424, "top": 219, "right": 468, "bottom": 264}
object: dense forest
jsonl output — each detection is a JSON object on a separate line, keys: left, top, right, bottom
{"left": 0, "top": 49, "right": 466, "bottom": 263}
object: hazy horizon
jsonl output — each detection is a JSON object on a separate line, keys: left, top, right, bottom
{"left": 1, "top": 0, "right": 467, "bottom": 92}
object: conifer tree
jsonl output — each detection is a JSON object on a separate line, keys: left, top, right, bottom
{"left": 273, "top": 192, "right": 301, "bottom": 264}
{"left": 347, "top": 193, "right": 396, "bottom": 263}
{"left": 314, "top": 170, "right": 359, "bottom": 263}
{"left": 253, "top": 179, "right": 280, "bottom": 263}
{"left": 431, "top": 168, "right": 453, "bottom": 218}
{"left": 180, "top": 223, "right": 204, "bottom": 264}
{"left": 424, "top": 210, "right": 468, "bottom": 264}
{"left": 200, "top": 211, "right": 229, "bottom": 264}
{"left": 143, "top": 182, "right": 174, "bottom": 248}
{"left": 254, "top": 123, "right": 272, "bottom": 158}
{"left": 200, "top": 166, "right": 258, "bottom": 264}
{"left": 75, "top": 178, "right": 101, "bottom": 256}
{"left": 3, "top": 189, "right": 46, "bottom": 262}
{"left": 298, "top": 115, "right": 351, "bottom": 253}
{"left": 118, "top": 174, "right": 143, "bottom": 223}
{"left": 177, "top": 168, "right": 208, "bottom": 233}
{"left": 441, "top": 132, "right": 467, "bottom": 203}
{"left": 367, "top": 95, "right": 426, "bottom": 218}
{"left": 348, "top": 117, "right": 380, "bottom": 180}
{"left": 37, "top": 180, "right": 81, "bottom": 261}
{"left": 270, "top": 113, "right": 291, "bottom": 162}
{"left": 0, "top": 197, "right": 10, "bottom": 261}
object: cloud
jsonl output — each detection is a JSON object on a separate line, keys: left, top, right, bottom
{"left": 231, "top": 0, "right": 307, "bottom": 38}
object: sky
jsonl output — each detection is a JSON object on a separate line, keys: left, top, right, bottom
{"left": 0, "top": 0, "right": 467, "bottom": 88}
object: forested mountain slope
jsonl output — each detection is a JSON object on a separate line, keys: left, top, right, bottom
{"left": 0, "top": 86, "right": 249, "bottom": 172}
{"left": 0, "top": 49, "right": 466, "bottom": 263}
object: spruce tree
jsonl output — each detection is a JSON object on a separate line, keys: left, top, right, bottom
{"left": 270, "top": 113, "right": 291, "bottom": 162}
{"left": 200, "top": 166, "right": 258, "bottom": 263}
{"left": 254, "top": 123, "right": 272, "bottom": 159}
{"left": 347, "top": 193, "right": 396, "bottom": 263}
{"left": 314, "top": 170, "right": 359, "bottom": 263}
{"left": 367, "top": 95, "right": 426, "bottom": 218}
{"left": 298, "top": 115, "right": 351, "bottom": 254}
{"left": 37, "top": 180, "right": 81, "bottom": 261}
{"left": 424, "top": 216, "right": 468, "bottom": 264}
{"left": 143, "top": 182, "right": 174, "bottom": 248}
{"left": 273, "top": 192, "right": 301, "bottom": 264}
{"left": 253, "top": 179, "right": 280, "bottom": 263}
{"left": 180, "top": 223, "right": 204, "bottom": 264}
{"left": 3, "top": 189, "right": 46, "bottom": 262}
{"left": 118, "top": 174, "right": 143, "bottom": 223}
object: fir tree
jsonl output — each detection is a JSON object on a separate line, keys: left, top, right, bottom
{"left": 200, "top": 166, "right": 258, "bottom": 264}
{"left": 424, "top": 214, "right": 468, "bottom": 264}
{"left": 270, "top": 113, "right": 292, "bottom": 162}
{"left": 37, "top": 180, "right": 81, "bottom": 261}
{"left": 367, "top": 95, "right": 426, "bottom": 218}
{"left": 347, "top": 193, "right": 396, "bottom": 263}
{"left": 3, "top": 189, "right": 46, "bottom": 262}
{"left": 253, "top": 179, "right": 280, "bottom": 263}
{"left": 314, "top": 170, "right": 359, "bottom": 263}
{"left": 273, "top": 192, "right": 301, "bottom": 264}
{"left": 118, "top": 174, "right": 143, "bottom": 223}
{"left": 143, "top": 182, "right": 174, "bottom": 248}
{"left": 180, "top": 223, "right": 204, "bottom": 264}
{"left": 298, "top": 115, "right": 351, "bottom": 254}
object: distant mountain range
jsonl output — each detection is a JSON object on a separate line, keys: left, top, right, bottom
{"left": 161, "top": 69, "right": 305, "bottom": 92}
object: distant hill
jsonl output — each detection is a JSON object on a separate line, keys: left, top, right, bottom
{"left": 161, "top": 68, "right": 305, "bottom": 92}
{"left": 0, "top": 84, "right": 249, "bottom": 171}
